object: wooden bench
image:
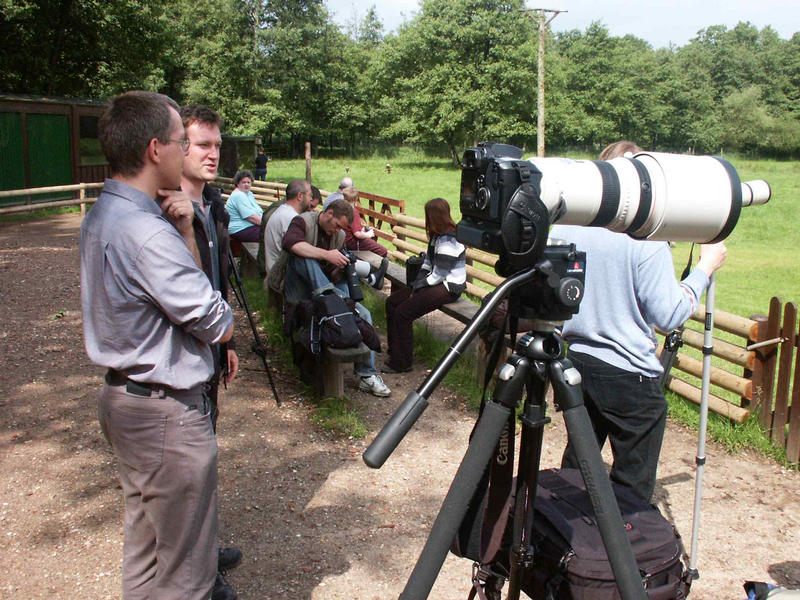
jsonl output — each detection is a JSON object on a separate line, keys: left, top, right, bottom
{"left": 322, "top": 344, "right": 371, "bottom": 398}
{"left": 229, "top": 239, "right": 260, "bottom": 278}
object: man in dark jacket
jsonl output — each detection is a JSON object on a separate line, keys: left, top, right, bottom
{"left": 180, "top": 104, "right": 242, "bottom": 600}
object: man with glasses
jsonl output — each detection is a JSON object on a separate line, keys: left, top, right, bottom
{"left": 179, "top": 104, "right": 243, "bottom": 600}
{"left": 80, "top": 91, "right": 234, "bottom": 600}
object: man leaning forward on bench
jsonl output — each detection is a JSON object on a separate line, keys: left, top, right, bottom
{"left": 268, "top": 199, "right": 392, "bottom": 397}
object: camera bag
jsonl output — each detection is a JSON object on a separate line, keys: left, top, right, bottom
{"left": 522, "top": 468, "right": 692, "bottom": 600}
{"left": 310, "top": 291, "right": 363, "bottom": 351}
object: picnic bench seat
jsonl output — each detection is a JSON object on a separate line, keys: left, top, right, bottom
{"left": 321, "top": 344, "right": 371, "bottom": 398}
{"left": 229, "top": 240, "right": 260, "bottom": 278}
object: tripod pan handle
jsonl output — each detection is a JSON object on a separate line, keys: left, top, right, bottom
{"left": 363, "top": 391, "right": 428, "bottom": 468}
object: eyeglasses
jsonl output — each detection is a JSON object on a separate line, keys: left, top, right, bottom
{"left": 165, "top": 138, "right": 191, "bottom": 152}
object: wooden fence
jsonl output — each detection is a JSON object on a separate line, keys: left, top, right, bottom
{"left": 750, "top": 298, "right": 800, "bottom": 462}
{"left": 0, "top": 182, "right": 103, "bottom": 216}
{"left": 6, "top": 181, "right": 798, "bottom": 461}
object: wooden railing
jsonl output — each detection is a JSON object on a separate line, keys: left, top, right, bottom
{"left": 0, "top": 183, "right": 104, "bottom": 216}
{"left": 750, "top": 298, "right": 800, "bottom": 462}
{"left": 215, "top": 177, "right": 286, "bottom": 204}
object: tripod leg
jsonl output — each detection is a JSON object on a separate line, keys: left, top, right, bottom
{"left": 549, "top": 359, "right": 649, "bottom": 600}
{"left": 505, "top": 375, "right": 549, "bottom": 600}
{"left": 227, "top": 249, "right": 281, "bottom": 406}
{"left": 400, "top": 359, "right": 529, "bottom": 600}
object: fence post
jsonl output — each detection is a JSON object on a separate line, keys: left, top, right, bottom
{"left": 750, "top": 297, "right": 782, "bottom": 431}
{"left": 786, "top": 322, "right": 800, "bottom": 463}
{"left": 772, "top": 303, "right": 797, "bottom": 448}
{"left": 304, "top": 142, "right": 311, "bottom": 182}
{"left": 79, "top": 186, "right": 86, "bottom": 217}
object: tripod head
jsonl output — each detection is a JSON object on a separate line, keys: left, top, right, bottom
{"left": 362, "top": 247, "right": 586, "bottom": 469}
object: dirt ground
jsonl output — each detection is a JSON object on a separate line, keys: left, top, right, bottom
{"left": 1, "top": 212, "right": 798, "bottom": 600}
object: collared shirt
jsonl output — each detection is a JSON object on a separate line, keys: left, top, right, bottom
{"left": 80, "top": 179, "right": 234, "bottom": 389}
{"left": 193, "top": 195, "right": 221, "bottom": 291}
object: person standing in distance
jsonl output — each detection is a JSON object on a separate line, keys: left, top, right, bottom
{"left": 254, "top": 147, "right": 268, "bottom": 181}
{"left": 179, "top": 104, "right": 242, "bottom": 600}
{"left": 80, "top": 91, "right": 233, "bottom": 600}
{"left": 556, "top": 140, "right": 728, "bottom": 503}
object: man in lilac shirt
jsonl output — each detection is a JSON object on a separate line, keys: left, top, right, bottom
{"left": 80, "top": 91, "right": 233, "bottom": 600}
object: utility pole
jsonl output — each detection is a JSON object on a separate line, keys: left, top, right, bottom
{"left": 523, "top": 7, "right": 566, "bottom": 157}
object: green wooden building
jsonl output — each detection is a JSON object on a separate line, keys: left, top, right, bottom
{"left": 0, "top": 94, "right": 110, "bottom": 204}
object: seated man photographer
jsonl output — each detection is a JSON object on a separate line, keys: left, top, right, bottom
{"left": 556, "top": 140, "right": 728, "bottom": 503}
{"left": 272, "top": 199, "right": 391, "bottom": 397}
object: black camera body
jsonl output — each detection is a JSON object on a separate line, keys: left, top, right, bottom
{"left": 457, "top": 142, "right": 544, "bottom": 255}
{"left": 457, "top": 142, "right": 583, "bottom": 322}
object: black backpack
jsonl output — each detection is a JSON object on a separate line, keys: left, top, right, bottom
{"left": 452, "top": 468, "right": 692, "bottom": 600}
{"left": 310, "top": 291, "right": 363, "bottom": 352}
{"left": 522, "top": 468, "right": 691, "bottom": 600}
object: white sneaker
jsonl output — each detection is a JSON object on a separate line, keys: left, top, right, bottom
{"left": 359, "top": 374, "right": 391, "bottom": 397}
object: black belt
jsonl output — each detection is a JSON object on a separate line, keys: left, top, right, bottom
{"left": 105, "top": 369, "right": 200, "bottom": 399}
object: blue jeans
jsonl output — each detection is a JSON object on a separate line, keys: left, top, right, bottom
{"left": 560, "top": 350, "right": 667, "bottom": 503}
{"left": 284, "top": 256, "right": 377, "bottom": 377}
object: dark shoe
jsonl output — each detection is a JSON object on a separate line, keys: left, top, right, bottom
{"left": 381, "top": 363, "right": 412, "bottom": 374}
{"left": 371, "top": 257, "right": 388, "bottom": 290}
{"left": 218, "top": 546, "right": 242, "bottom": 573}
{"left": 212, "top": 572, "right": 238, "bottom": 600}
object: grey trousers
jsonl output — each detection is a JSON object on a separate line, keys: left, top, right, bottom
{"left": 98, "top": 383, "right": 218, "bottom": 600}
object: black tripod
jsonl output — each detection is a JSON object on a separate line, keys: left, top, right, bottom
{"left": 363, "top": 262, "right": 649, "bottom": 600}
{"left": 227, "top": 248, "right": 280, "bottom": 406}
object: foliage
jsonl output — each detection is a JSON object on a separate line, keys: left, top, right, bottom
{"left": 368, "top": 0, "right": 538, "bottom": 162}
{"left": 2, "top": 2, "right": 800, "bottom": 156}
{"left": 1, "top": 0, "right": 174, "bottom": 97}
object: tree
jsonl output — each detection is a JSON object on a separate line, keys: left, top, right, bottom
{"left": 0, "top": 0, "right": 174, "bottom": 97}
{"left": 370, "top": 0, "right": 538, "bottom": 162}
{"left": 549, "top": 23, "right": 669, "bottom": 149}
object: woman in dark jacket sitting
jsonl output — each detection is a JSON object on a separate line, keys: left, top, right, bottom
{"left": 383, "top": 198, "right": 466, "bottom": 373}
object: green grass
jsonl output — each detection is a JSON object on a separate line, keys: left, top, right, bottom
{"left": 265, "top": 147, "right": 461, "bottom": 218}
{"left": 0, "top": 205, "right": 81, "bottom": 222}
{"left": 666, "top": 389, "right": 787, "bottom": 463}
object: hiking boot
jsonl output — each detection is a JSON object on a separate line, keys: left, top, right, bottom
{"left": 370, "top": 257, "right": 389, "bottom": 290}
{"left": 212, "top": 572, "right": 238, "bottom": 600}
{"left": 359, "top": 374, "right": 391, "bottom": 397}
{"left": 218, "top": 546, "right": 242, "bottom": 573}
